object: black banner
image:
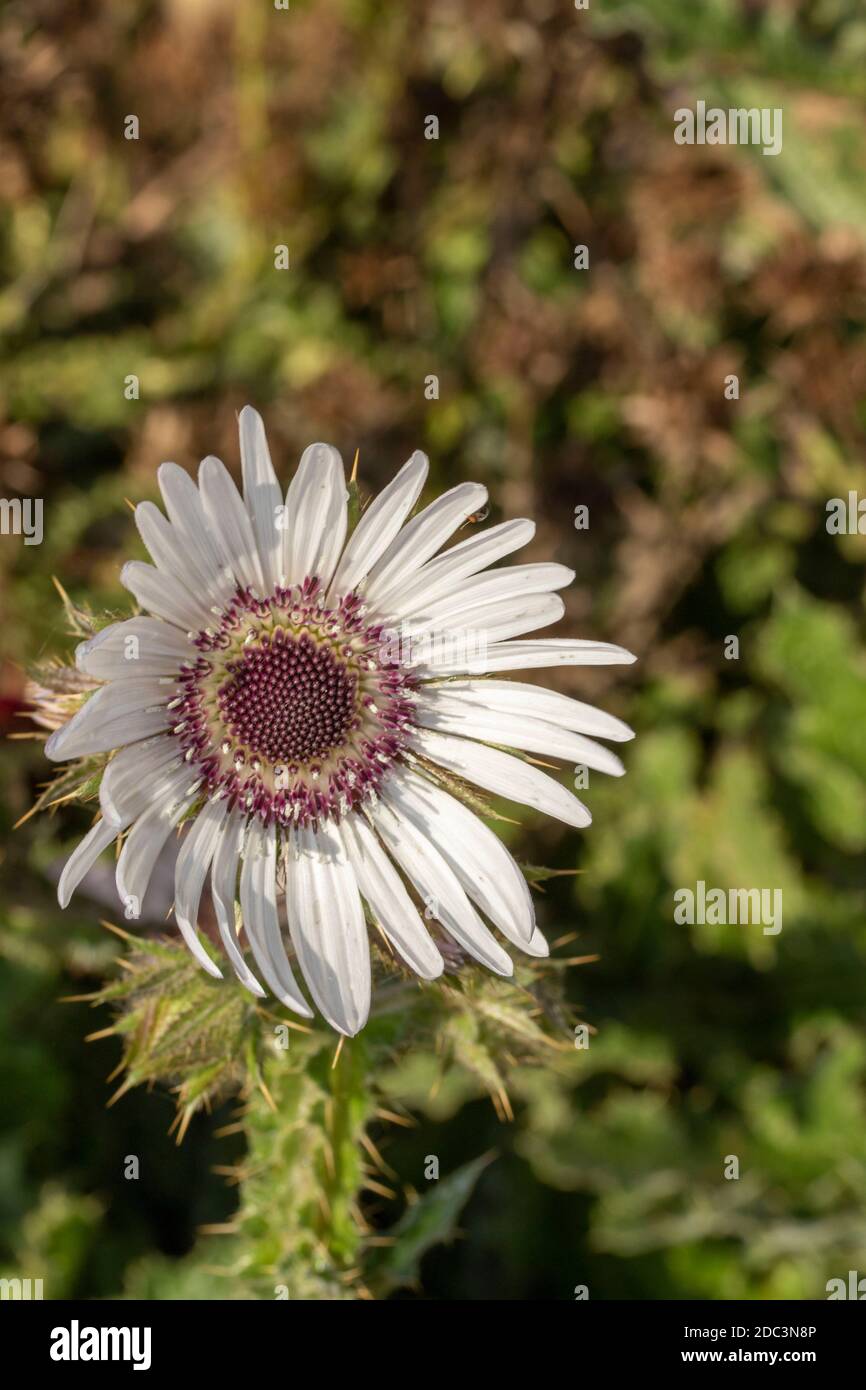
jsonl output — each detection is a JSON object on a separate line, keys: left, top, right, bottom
{"left": 2, "top": 1297, "right": 864, "bottom": 1375}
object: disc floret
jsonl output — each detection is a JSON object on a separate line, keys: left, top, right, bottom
{"left": 170, "top": 577, "right": 416, "bottom": 827}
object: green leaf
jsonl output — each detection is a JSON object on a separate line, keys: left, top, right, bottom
{"left": 367, "top": 1153, "right": 494, "bottom": 1294}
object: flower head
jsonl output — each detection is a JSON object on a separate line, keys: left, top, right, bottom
{"left": 45, "top": 408, "right": 635, "bottom": 1034}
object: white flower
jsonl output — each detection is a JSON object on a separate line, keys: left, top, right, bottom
{"left": 47, "top": 407, "right": 635, "bottom": 1035}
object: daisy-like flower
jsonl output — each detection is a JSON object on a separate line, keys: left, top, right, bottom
{"left": 46, "top": 408, "right": 635, "bottom": 1035}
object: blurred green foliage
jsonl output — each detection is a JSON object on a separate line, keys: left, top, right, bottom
{"left": 1, "top": 0, "right": 866, "bottom": 1300}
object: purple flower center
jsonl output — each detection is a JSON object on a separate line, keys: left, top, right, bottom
{"left": 218, "top": 633, "right": 358, "bottom": 766}
{"left": 167, "top": 578, "right": 416, "bottom": 829}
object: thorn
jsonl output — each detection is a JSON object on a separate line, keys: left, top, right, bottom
{"left": 84, "top": 1026, "right": 116, "bottom": 1042}
{"left": 350, "top": 448, "right": 359, "bottom": 484}
{"left": 490, "top": 1084, "right": 510, "bottom": 1124}
{"left": 257, "top": 1077, "right": 277, "bottom": 1113}
{"left": 349, "top": 1200, "right": 372, "bottom": 1235}
{"left": 364, "top": 1177, "right": 397, "bottom": 1201}
{"left": 371, "top": 919, "right": 394, "bottom": 955}
{"left": 173, "top": 1106, "right": 195, "bottom": 1145}
{"left": 492, "top": 1087, "right": 513, "bottom": 1122}
{"left": 211, "top": 1164, "right": 246, "bottom": 1184}
{"left": 255, "top": 1008, "right": 312, "bottom": 1035}
{"left": 521, "top": 754, "right": 560, "bottom": 770}
{"left": 214, "top": 1120, "right": 246, "bottom": 1138}
{"left": 13, "top": 803, "right": 42, "bottom": 830}
{"left": 331, "top": 1035, "right": 345, "bottom": 1070}
{"left": 45, "top": 788, "right": 89, "bottom": 810}
{"left": 360, "top": 1132, "right": 399, "bottom": 1181}
{"left": 100, "top": 918, "right": 135, "bottom": 942}
{"left": 374, "top": 1107, "right": 416, "bottom": 1128}
{"left": 106, "top": 1079, "right": 134, "bottom": 1108}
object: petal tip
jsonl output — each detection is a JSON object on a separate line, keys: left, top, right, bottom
{"left": 337, "top": 1017, "right": 366, "bottom": 1038}
{"left": 280, "top": 992, "right": 314, "bottom": 1018}
{"left": 44, "top": 728, "right": 66, "bottom": 761}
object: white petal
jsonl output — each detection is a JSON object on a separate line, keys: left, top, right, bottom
{"left": 409, "top": 727, "right": 591, "bottom": 828}
{"left": 157, "top": 463, "right": 238, "bottom": 605}
{"left": 327, "top": 451, "right": 428, "bottom": 600}
{"left": 381, "top": 518, "right": 536, "bottom": 619}
{"left": 415, "top": 636, "right": 637, "bottom": 677}
{"left": 390, "top": 771, "right": 536, "bottom": 946}
{"left": 371, "top": 796, "right": 514, "bottom": 976}
{"left": 45, "top": 679, "right": 175, "bottom": 761}
{"left": 240, "top": 820, "right": 313, "bottom": 1016}
{"left": 341, "top": 814, "right": 444, "bottom": 979}
{"left": 523, "top": 928, "right": 550, "bottom": 958}
{"left": 115, "top": 766, "right": 198, "bottom": 914}
{"left": 364, "top": 481, "right": 488, "bottom": 608}
{"left": 404, "top": 563, "right": 573, "bottom": 626}
{"left": 60, "top": 751, "right": 189, "bottom": 907}
{"left": 75, "top": 619, "right": 192, "bottom": 681}
{"left": 135, "top": 502, "right": 224, "bottom": 614}
{"left": 415, "top": 699, "right": 626, "bottom": 776}
{"left": 100, "top": 736, "right": 184, "bottom": 827}
{"left": 210, "top": 808, "right": 266, "bottom": 998}
{"left": 283, "top": 443, "right": 348, "bottom": 589}
{"left": 425, "top": 679, "right": 634, "bottom": 742}
{"left": 239, "top": 406, "right": 284, "bottom": 593}
{"left": 121, "top": 560, "right": 212, "bottom": 632}
{"left": 285, "top": 822, "right": 371, "bottom": 1036}
{"left": 58, "top": 818, "right": 119, "bottom": 908}
{"left": 173, "top": 799, "right": 227, "bottom": 979}
{"left": 406, "top": 592, "right": 565, "bottom": 647}
{"left": 199, "top": 456, "right": 266, "bottom": 596}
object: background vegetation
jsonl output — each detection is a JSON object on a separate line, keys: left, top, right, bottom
{"left": 1, "top": 0, "right": 866, "bottom": 1300}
